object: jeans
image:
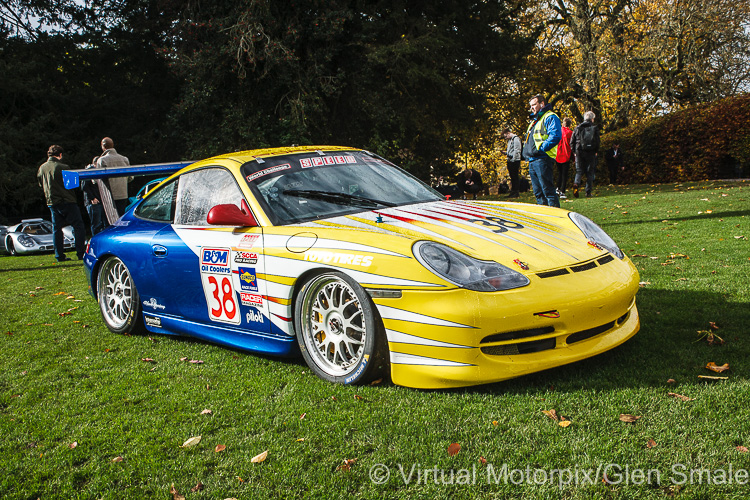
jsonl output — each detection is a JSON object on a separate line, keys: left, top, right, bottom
{"left": 574, "top": 152, "right": 597, "bottom": 194}
{"left": 556, "top": 160, "right": 570, "bottom": 192}
{"left": 528, "top": 156, "right": 559, "bottom": 207}
{"left": 86, "top": 203, "right": 106, "bottom": 235}
{"left": 49, "top": 202, "right": 86, "bottom": 260}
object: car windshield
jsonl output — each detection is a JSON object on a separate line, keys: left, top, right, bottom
{"left": 241, "top": 150, "right": 443, "bottom": 225}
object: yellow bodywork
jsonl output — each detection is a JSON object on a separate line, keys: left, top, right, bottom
{"left": 145, "top": 146, "right": 640, "bottom": 389}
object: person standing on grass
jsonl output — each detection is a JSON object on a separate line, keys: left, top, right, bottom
{"left": 555, "top": 117, "right": 574, "bottom": 199}
{"left": 97, "top": 137, "right": 131, "bottom": 216}
{"left": 81, "top": 156, "right": 107, "bottom": 235}
{"left": 570, "top": 111, "right": 600, "bottom": 198}
{"left": 522, "top": 94, "right": 561, "bottom": 207}
{"left": 502, "top": 127, "right": 522, "bottom": 198}
{"left": 605, "top": 143, "right": 624, "bottom": 184}
{"left": 37, "top": 145, "right": 86, "bottom": 262}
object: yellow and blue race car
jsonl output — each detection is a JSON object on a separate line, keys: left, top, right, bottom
{"left": 69, "top": 146, "right": 639, "bottom": 389}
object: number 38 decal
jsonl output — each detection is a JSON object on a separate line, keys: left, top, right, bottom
{"left": 468, "top": 216, "right": 524, "bottom": 233}
{"left": 201, "top": 273, "right": 241, "bottom": 325}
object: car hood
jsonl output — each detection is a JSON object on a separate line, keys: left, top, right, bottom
{"left": 287, "top": 200, "right": 611, "bottom": 273}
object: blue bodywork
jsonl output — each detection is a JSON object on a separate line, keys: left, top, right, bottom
{"left": 84, "top": 201, "right": 299, "bottom": 358}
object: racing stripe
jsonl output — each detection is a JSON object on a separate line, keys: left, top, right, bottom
{"left": 389, "top": 352, "right": 474, "bottom": 367}
{"left": 377, "top": 304, "right": 474, "bottom": 328}
{"left": 386, "top": 328, "right": 472, "bottom": 349}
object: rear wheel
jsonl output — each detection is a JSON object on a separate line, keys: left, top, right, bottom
{"left": 294, "top": 271, "right": 387, "bottom": 385}
{"left": 97, "top": 257, "right": 144, "bottom": 334}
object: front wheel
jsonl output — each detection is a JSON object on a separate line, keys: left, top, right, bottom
{"left": 97, "top": 257, "right": 144, "bottom": 335}
{"left": 6, "top": 238, "right": 16, "bottom": 255}
{"left": 294, "top": 272, "right": 387, "bottom": 385}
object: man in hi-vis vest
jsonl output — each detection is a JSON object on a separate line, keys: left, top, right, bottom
{"left": 522, "top": 94, "right": 562, "bottom": 207}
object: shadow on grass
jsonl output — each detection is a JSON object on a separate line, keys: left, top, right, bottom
{"left": 460, "top": 287, "right": 749, "bottom": 396}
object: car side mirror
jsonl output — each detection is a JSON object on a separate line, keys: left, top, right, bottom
{"left": 207, "top": 200, "right": 258, "bottom": 227}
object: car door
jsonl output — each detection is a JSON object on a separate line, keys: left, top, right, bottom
{"left": 149, "top": 166, "right": 270, "bottom": 337}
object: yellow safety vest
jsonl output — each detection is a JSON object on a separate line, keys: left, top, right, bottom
{"left": 525, "top": 110, "right": 559, "bottom": 160}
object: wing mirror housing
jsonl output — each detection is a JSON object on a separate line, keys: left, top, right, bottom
{"left": 207, "top": 199, "right": 258, "bottom": 227}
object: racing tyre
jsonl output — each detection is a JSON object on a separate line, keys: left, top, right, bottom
{"left": 294, "top": 271, "right": 387, "bottom": 385}
{"left": 97, "top": 257, "right": 144, "bottom": 335}
{"left": 6, "top": 239, "right": 16, "bottom": 256}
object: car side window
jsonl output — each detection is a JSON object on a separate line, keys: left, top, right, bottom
{"left": 135, "top": 179, "right": 178, "bottom": 222}
{"left": 174, "top": 167, "right": 245, "bottom": 226}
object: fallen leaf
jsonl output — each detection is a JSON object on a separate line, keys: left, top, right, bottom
{"left": 542, "top": 409, "right": 559, "bottom": 421}
{"left": 201, "top": 409, "right": 212, "bottom": 415}
{"left": 737, "top": 446, "right": 749, "bottom": 453}
{"left": 141, "top": 358, "right": 157, "bottom": 363}
{"left": 639, "top": 281, "right": 651, "bottom": 287}
{"left": 492, "top": 420, "right": 498, "bottom": 426}
{"left": 170, "top": 484, "right": 185, "bottom": 500}
{"left": 479, "top": 456, "right": 487, "bottom": 464}
{"left": 619, "top": 414, "right": 642, "bottom": 423}
{"left": 190, "top": 482, "right": 204, "bottom": 492}
{"left": 69, "top": 442, "right": 78, "bottom": 449}
{"left": 447, "top": 443, "right": 461, "bottom": 456}
{"left": 698, "top": 375, "right": 728, "bottom": 380}
{"left": 53, "top": 292, "right": 65, "bottom": 296}
{"left": 706, "top": 362, "right": 730, "bottom": 373}
{"left": 337, "top": 458, "right": 357, "bottom": 471}
{"left": 647, "top": 439, "right": 657, "bottom": 449}
{"left": 189, "top": 359, "right": 204, "bottom": 364}
{"left": 667, "top": 379, "right": 676, "bottom": 384}
{"left": 180, "top": 436, "right": 202, "bottom": 448}
{"left": 668, "top": 392, "right": 695, "bottom": 402}
{"left": 558, "top": 419, "right": 572, "bottom": 428}
{"left": 296, "top": 438, "right": 305, "bottom": 442}
{"left": 112, "top": 456, "right": 123, "bottom": 462}
{"left": 709, "top": 322, "right": 719, "bottom": 330}
{"left": 354, "top": 394, "right": 366, "bottom": 401}
{"left": 369, "top": 378, "right": 383, "bottom": 386}
{"left": 251, "top": 450, "right": 268, "bottom": 463}
{"left": 300, "top": 413, "right": 306, "bottom": 420}
{"left": 180, "top": 357, "right": 188, "bottom": 361}
{"left": 215, "top": 444, "right": 226, "bottom": 452}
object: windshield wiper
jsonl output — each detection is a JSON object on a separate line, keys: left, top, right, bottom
{"left": 282, "top": 189, "right": 397, "bottom": 208}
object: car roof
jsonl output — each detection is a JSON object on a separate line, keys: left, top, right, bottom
{"left": 194, "top": 145, "right": 361, "bottom": 166}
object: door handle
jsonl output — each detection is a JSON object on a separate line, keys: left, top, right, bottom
{"left": 152, "top": 245, "right": 168, "bottom": 257}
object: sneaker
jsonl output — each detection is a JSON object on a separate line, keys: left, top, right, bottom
{"left": 507, "top": 191, "right": 520, "bottom": 198}
{"left": 573, "top": 184, "right": 579, "bottom": 198}
{"left": 56, "top": 256, "right": 70, "bottom": 262}
{"left": 559, "top": 192, "right": 567, "bottom": 199}
{"left": 586, "top": 192, "right": 592, "bottom": 198}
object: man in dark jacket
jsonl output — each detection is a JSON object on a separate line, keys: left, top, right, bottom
{"left": 458, "top": 167, "right": 483, "bottom": 199}
{"left": 569, "top": 111, "right": 600, "bottom": 198}
{"left": 36, "top": 145, "right": 86, "bottom": 261}
{"left": 605, "top": 144, "right": 624, "bottom": 184}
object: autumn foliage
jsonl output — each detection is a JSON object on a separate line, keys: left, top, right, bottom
{"left": 601, "top": 94, "right": 750, "bottom": 183}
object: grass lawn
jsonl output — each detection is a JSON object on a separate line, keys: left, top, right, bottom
{"left": 1, "top": 180, "right": 748, "bottom": 499}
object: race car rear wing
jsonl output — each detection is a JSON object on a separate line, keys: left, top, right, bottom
{"left": 61, "top": 161, "right": 194, "bottom": 189}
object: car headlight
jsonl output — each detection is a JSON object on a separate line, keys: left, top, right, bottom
{"left": 17, "top": 235, "right": 35, "bottom": 247}
{"left": 413, "top": 241, "right": 530, "bottom": 292}
{"left": 569, "top": 212, "right": 624, "bottom": 259}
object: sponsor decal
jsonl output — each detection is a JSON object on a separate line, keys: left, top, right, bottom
{"left": 246, "top": 308, "right": 264, "bottom": 324}
{"left": 238, "top": 267, "right": 258, "bottom": 292}
{"left": 345, "top": 354, "right": 369, "bottom": 384}
{"left": 469, "top": 216, "right": 525, "bottom": 234}
{"left": 237, "top": 234, "right": 260, "bottom": 249}
{"left": 300, "top": 155, "right": 356, "bottom": 168}
{"left": 234, "top": 251, "right": 258, "bottom": 264}
{"left": 142, "top": 297, "right": 166, "bottom": 310}
{"left": 200, "top": 247, "right": 231, "bottom": 274}
{"left": 513, "top": 259, "right": 530, "bottom": 270}
{"left": 304, "top": 251, "right": 373, "bottom": 267}
{"left": 245, "top": 163, "right": 291, "bottom": 182}
{"left": 240, "top": 292, "right": 263, "bottom": 306}
{"left": 144, "top": 315, "right": 162, "bottom": 328}
{"left": 112, "top": 220, "right": 130, "bottom": 227}
{"left": 588, "top": 241, "right": 604, "bottom": 250}
{"left": 200, "top": 272, "right": 241, "bottom": 325}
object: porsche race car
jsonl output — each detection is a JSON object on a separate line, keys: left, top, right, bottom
{"left": 1, "top": 219, "right": 75, "bottom": 256}
{"left": 72, "top": 146, "right": 640, "bottom": 389}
